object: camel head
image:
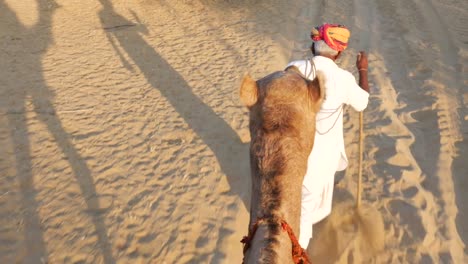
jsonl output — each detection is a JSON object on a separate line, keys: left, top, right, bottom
{"left": 239, "top": 67, "right": 325, "bottom": 263}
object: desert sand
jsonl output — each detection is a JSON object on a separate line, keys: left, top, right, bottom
{"left": 0, "top": 0, "right": 467, "bottom": 263}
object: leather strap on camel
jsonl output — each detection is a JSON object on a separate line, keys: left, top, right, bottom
{"left": 241, "top": 218, "right": 311, "bottom": 264}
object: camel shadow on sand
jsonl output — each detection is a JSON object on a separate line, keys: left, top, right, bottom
{"left": 0, "top": 1, "right": 115, "bottom": 263}
{"left": 98, "top": 0, "right": 250, "bottom": 262}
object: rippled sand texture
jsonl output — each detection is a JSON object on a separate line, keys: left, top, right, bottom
{"left": 0, "top": 0, "right": 467, "bottom": 263}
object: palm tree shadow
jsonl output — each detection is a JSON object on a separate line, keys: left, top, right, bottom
{"left": 1, "top": 1, "right": 115, "bottom": 263}
{"left": 98, "top": 0, "right": 250, "bottom": 206}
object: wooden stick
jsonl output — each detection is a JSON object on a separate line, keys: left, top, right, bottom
{"left": 357, "top": 111, "right": 364, "bottom": 208}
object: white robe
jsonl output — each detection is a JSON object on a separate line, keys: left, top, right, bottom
{"left": 286, "top": 56, "right": 369, "bottom": 248}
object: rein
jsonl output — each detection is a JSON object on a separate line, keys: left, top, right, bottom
{"left": 241, "top": 218, "right": 311, "bottom": 264}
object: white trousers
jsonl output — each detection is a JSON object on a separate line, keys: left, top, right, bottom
{"left": 299, "top": 150, "right": 341, "bottom": 249}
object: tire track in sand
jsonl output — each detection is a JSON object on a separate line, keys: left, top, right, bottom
{"left": 304, "top": 0, "right": 467, "bottom": 262}
{"left": 367, "top": 0, "right": 466, "bottom": 262}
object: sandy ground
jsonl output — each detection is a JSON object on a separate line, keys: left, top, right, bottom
{"left": 0, "top": 0, "right": 467, "bottom": 263}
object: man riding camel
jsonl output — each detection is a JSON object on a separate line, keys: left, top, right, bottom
{"left": 286, "top": 23, "right": 370, "bottom": 249}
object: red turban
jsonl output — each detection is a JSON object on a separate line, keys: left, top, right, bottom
{"left": 311, "top": 23, "right": 350, "bottom": 51}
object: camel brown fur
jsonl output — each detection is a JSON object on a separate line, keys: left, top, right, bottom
{"left": 240, "top": 67, "right": 325, "bottom": 263}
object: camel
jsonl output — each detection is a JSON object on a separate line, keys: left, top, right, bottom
{"left": 239, "top": 66, "right": 325, "bottom": 263}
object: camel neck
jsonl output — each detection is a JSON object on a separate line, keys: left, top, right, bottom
{"left": 247, "top": 169, "right": 304, "bottom": 250}
{"left": 246, "top": 132, "right": 310, "bottom": 263}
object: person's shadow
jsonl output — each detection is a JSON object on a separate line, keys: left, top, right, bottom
{"left": 1, "top": 1, "right": 115, "bottom": 263}
{"left": 98, "top": 0, "right": 250, "bottom": 261}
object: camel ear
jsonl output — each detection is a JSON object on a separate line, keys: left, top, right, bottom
{"left": 308, "top": 71, "right": 326, "bottom": 111}
{"left": 240, "top": 74, "right": 258, "bottom": 108}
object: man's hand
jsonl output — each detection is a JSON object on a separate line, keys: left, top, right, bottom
{"left": 356, "top": 51, "right": 369, "bottom": 93}
{"left": 356, "top": 51, "right": 368, "bottom": 70}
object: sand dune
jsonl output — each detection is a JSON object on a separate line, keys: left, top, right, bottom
{"left": 0, "top": 0, "right": 467, "bottom": 263}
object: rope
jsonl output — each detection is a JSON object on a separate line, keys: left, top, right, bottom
{"left": 241, "top": 218, "right": 311, "bottom": 264}
{"left": 241, "top": 218, "right": 265, "bottom": 255}
{"left": 315, "top": 106, "right": 343, "bottom": 135}
{"left": 305, "top": 56, "right": 343, "bottom": 136}
{"left": 356, "top": 111, "right": 364, "bottom": 208}
{"left": 280, "top": 220, "right": 311, "bottom": 264}
{"left": 305, "top": 57, "right": 316, "bottom": 80}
